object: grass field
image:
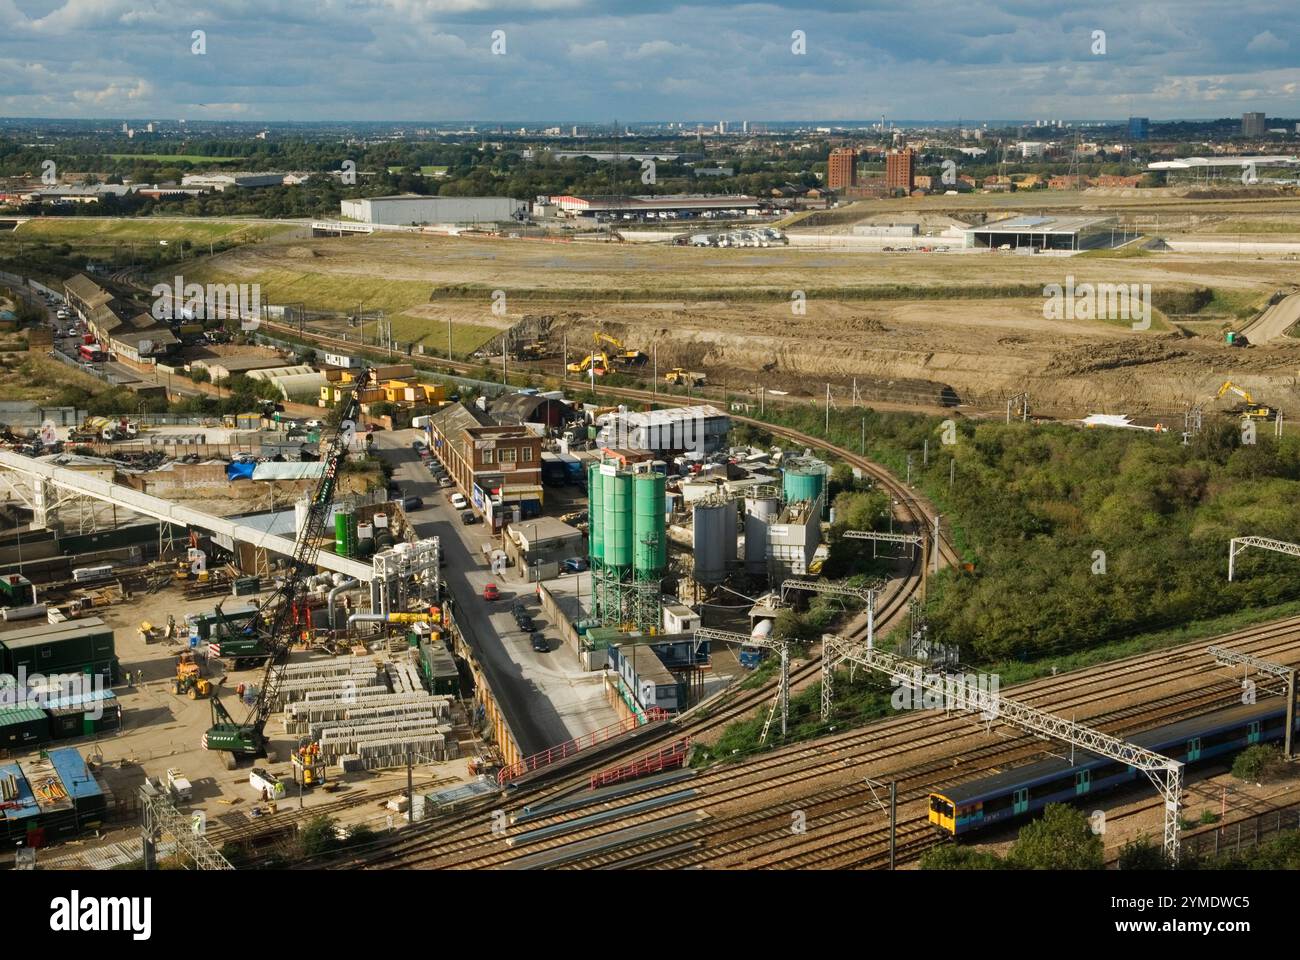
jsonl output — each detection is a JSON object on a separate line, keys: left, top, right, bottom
{"left": 107, "top": 154, "right": 240, "bottom": 164}
{"left": 169, "top": 261, "right": 500, "bottom": 353}
{"left": 11, "top": 219, "right": 290, "bottom": 244}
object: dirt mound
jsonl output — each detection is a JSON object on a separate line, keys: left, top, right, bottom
{"left": 284, "top": 246, "right": 319, "bottom": 259}
{"left": 1044, "top": 339, "right": 1189, "bottom": 376}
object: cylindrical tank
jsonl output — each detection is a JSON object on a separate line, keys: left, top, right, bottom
{"left": 603, "top": 470, "right": 633, "bottom": 571}
{"left": 587, "top": 462, "right": 605, "bottom": 566}
{"left": 375, "top": 530, "right": 394, "bottom": 551}
{"left": 294, "top": 497, "right": 310, "bottom": 537}
{"left": 692, "top": 501, "right": 731, "bottom": 584}
{"left": 334, "top": 507, "right": 356, "bottom": 557}
{"left": 722, "top": 501, "right": 738, "bottom": 566}
{"left": 744, "top": 495, "right": 781, "bottom": 576}
{"left": 783, "top": 458, "right": 828, "bottom": 515}
{"left": 633, "top": 472, "right": 667, "bottom": 576}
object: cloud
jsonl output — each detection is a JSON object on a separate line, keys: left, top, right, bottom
{"left": 568, "top": 39, "right": 608, "bottom": 57}
{"left": 1246, "top": 30, "right": 1287, "bottom": 54}
{"left": 71, "top": 78, "right": 153, "bottom": 105}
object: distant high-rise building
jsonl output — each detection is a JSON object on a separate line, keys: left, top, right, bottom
{"left": 1242, "top": 112, "right": 1267, "bottom": 137}
{"left": 742, "top": 120, "right": 749, "bottom": 134}
{"left": 1128, "top": 117, "right": 1149, "bottom": 140}
{"left": 885, "top": 148, "right": 915, "bottom": 192}
{"left": 827, "top": 147, "right": 858, "bottom": 190}
{"left": 718, "top": 120, "right": 726, "bottom": 134}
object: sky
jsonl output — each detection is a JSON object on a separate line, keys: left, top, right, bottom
{"left": 0, "top": 0, "right": 1297, "bottom": 123}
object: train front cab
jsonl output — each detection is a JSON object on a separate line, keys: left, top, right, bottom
{"left": 928, "top": 793, "right": 956, "bottom": 835}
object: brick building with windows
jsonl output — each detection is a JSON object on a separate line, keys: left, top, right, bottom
{"left": 885, "top": 148, "right": 915, "bottom": 193}
{"left": 426, "top": 402, "right": 544, "bottom": 524}
{"left": 826, "top": 147, "right": 858, "bottom": 191}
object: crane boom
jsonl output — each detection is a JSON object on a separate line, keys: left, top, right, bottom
{"left": 203, "top": 367, "right": 377, "bottom": 761}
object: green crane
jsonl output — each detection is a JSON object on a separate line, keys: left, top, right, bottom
{"left": 202, "top": 367, "right": 376, "bottom": 767}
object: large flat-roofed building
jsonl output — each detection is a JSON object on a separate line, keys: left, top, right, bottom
{"left": 181, "top": 173, "right": 290, "bottom": 191}
{"left": 340, "top": 195, "right": 527, "bottom": 226}
{"left": 1242, "top": 112, "right": 1267, "bottom": 137}
{"left": 964, "top": 215, "right": 1120, "bottom": 251}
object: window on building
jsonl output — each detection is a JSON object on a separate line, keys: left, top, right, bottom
{"left": 521, "top": 448, "right": 533, "bottom": 462}
{"left": 481, "top": 449, "right": 494, "bottom": 463}
{"left": 499, "top": 448, "right": 517, "bottom": 464}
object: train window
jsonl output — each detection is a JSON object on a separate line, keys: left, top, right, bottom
{"left": 929, "top": 796, "right": 953, "bottom": 818}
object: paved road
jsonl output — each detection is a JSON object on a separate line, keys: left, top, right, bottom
{"left": 371, "top": 429, "right": 616, "bottom": 758}
{"left": 1240, "top": 292, "right": 1300, "bottom": 344}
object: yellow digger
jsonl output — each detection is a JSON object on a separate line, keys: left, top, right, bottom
{"left": 1216, "top": 380, "right": 1275, "bottom": 421}
{"left": 567, "top": 351, "right": 610, "bottom": 376}
{"left": 594, "top": 332, "right": 648, "bottom": 368}
{"left": 665, "top": 367, "right": 707, "bottom": 387}
{"left": 172, "top": 651, "right": 212, "bottom": 699}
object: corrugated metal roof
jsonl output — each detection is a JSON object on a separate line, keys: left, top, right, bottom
{"left": 49, "top": 748, "right": 102, "bottom": 800}
{"left": 0, "top": 706, "right": 47, "bottom": 725}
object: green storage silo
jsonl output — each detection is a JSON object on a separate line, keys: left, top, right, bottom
{"left": 633, "top": 472, "right": 667, "bottom": 576}
{"left": 603, "top": 469, "right": 633, "bottom": 571}
{"left": 588, "top": 462, "right": 605, "bottom": 567}
{"left": 334, "top": 507, "right": 357, "bottom": 557}
{"left": 783, "top": 458, "right": 829, "bottom": 515}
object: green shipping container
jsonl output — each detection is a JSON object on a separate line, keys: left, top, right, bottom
{"left": 0, "top": 706, "right": 49, "bottom": 749}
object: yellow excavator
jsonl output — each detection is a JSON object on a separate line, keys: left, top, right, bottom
{"left": 594, "top": 332, "right": 648, "bottom": 368}
{"left": 1216, "top": 380, "right": 1275, "bottom": 421}
{"left": 567, "top": 351, "right": 610, "bottom": 376}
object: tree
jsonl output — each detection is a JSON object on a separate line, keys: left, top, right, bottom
{"left": 1232, "top": 744, "right": 1283, "bottom": 784}
{"left": 1117, "top": 836, "right": 1166, "bottom": 870}
{"left": 918, "top": 844, "right": 1005, "bottom": 869}
{"left": 297, "top": 815, "right": 342, "bottom": 859}
{"left": 1007, "top": 804, "right": 1104, "bottom": 870}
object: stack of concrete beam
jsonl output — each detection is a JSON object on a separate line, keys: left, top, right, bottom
{"left": 318, "top": 720, "right": 455, "bottom": 761}
{"left": 385, "top": 660, "right": 425, "bottom": 694}
{"left": 340, "top": 727, "right": 459, "bottom": 769}
{"left": 283, "top": 691, "right": 441, "bottom": 733}
{"left": 274, "top": 671, "right": 385, "bottom": 707}
{"left": 306, "top": 697, "right": 453, "bottom": 741}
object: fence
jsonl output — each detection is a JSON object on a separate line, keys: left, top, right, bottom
{"left": 1181, "top": 799, "right": 1300, "bottom": 861}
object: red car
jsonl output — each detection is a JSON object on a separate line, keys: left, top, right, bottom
{"left": 482, "top": 582, "right": 500, "bottom": 601}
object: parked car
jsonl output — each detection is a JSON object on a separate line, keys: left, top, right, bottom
{"left": 438, "top": 476, "right": 455, "bottom": 488}
{"left": 516, "top": 615, "right": 535, "bottom": 632}
{"left": 561, "top": 557, "right": 588, "bottom": 574}
{"left": 401, "top": 496, "right": 424, "bottom": 512}
{"left": 411, "top": 439, "right": 426, "bottom": 451}
{"left": 461, "top": 510, "right": 479, "bottom": 525}
{"left": 530, "top": 633, "right": 549, "bottom": 653}
{"left": 450, "top": 492, "right": 468, "bottom": 509}
{"left": 482, "top": 582, "right": 500, "bottom": 601}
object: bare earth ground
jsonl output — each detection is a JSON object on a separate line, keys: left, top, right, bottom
{"left": 190, "top": 200, "right": 1300, "bottom": 418}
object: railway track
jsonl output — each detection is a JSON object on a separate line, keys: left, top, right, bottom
{"left": 358, "top": 618, "right": 1300, "bottom": 870}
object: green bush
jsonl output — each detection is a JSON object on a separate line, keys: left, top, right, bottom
{"left": 1231, "top": 744, "right": 1284, "bottom": 784}
{"left": 1007, "top": 804, "right": 1104, "bottom": 870}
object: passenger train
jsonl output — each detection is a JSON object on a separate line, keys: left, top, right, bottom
{"left": 928, "top": 699, "right": 1297, "bottom": 837}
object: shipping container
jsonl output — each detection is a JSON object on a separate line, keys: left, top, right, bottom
{"left": 0, "top": 706, "right": 50, "bottom": 749}
{"left": 0, "top": 617, "right": 117, "bottom": 681}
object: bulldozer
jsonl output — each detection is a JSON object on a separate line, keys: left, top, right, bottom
{"left": 172, "top": 651, "right": 212, "bottom": 699}
{"left": 1216, "top": 380, "right": 1276, "bottom": 421}
{"left": 665, "top": 367, "right": 707, "bottom": 387}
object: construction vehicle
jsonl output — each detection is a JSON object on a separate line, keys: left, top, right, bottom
{"left": 512, "top": 341, "right": 550, "bottom": 361}
{"left": 664, "top": 367, "right": 707, "bottom": 387}
{"left": 166, "top": 768, "right": 193, "bottom": 803}
{"left": 172, "top": 651, "right": 212, "bottom": 699}
{"left": 70, "top": 416, "right": 137, "bottom": 443}
{"left": 1216, "top": 380, "right": 1276, "bottom": 420}
{"left": 203, "top": 367, "right": 378, "bottom": 768}
{"left": 1225, "top": 331, "right": 1252, "bottom": 347}
{"left": 593, "top": 332, "right": 648, "bottom": 368}
{"left": 567, "top": 351, "right": 610, "bottom": 377}
{"left": 291, "top": 740, "right": 326, "bottom": 788}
